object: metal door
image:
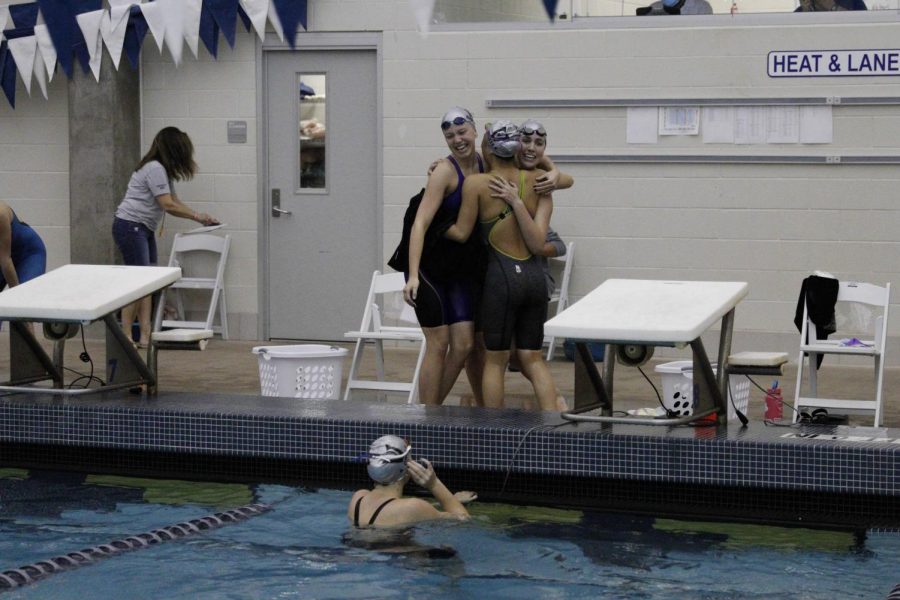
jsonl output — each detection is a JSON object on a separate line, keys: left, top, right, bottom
{"left": 264, "top": 48, "right": 378, "bottom": 340}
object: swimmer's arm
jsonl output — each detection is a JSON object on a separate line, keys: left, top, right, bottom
{"left": 541, "top": 228, "right": 567, "bottom": 258}
{"left": 408, "top": 459, "right": 469, "bottom": 519}
{"left": 443, "top": 178, "right": 478, "bottom": 243}
{"left": 535, "top": 156, "right": 573, "bottom": 194}
{"left": 0, "top": 213, "right": 19, "bottom": 287}
{"left": 405, "top": 162, "right": 455, "bottom": 304}
{"left": 155, "top": 193, "right": 218, "bottom": 225}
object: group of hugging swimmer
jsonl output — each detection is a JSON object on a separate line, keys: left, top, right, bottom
{"left": 402, "top": 107, "right": 574, "bottom": 412}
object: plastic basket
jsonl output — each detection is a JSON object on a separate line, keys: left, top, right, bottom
{"left": 251, "top": 344, "right": 348, "bottom": 400}
{"left": 654, "top": 360, "right": 750, "bottom": 421}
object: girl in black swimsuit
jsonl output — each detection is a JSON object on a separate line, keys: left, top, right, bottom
{"left": 347, "top": 435, "right": 475, "bottom": 529}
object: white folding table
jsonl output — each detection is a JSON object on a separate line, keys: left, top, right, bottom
{"left": 0, "top": 264, "right": 181, "bottom": 395}
{"left": 544, "top": 279, "right": 749, "bottom": 425}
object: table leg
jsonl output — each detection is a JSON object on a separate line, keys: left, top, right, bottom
{"left": 7, "top": 322, "right": 63, "bottom": 388}
{"left": 103, "top": 314, "right": 156, "bottom": 388}
{"left": 572, "top": 341, "right": 613, "bottom": 414}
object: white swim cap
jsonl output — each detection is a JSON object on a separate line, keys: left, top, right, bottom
{"left": 518, "top": 119, "right": 547, "bottom": 138}
{"left": 441, "top": 107, "right": 476, "bottom": 131}
{"left": 367, "top": 435, "right": 411, "bottom": 484}
{"left": 487, "top": 120, "right": 521, "bottom": 158}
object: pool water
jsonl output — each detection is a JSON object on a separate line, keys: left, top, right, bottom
{"left": 0, "top": 469, "right": 897, "bottom": 599}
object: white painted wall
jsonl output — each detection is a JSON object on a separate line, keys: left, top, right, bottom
{"left": 0, "top": 75, "right": 70, "bottom": 271}
{"left": 140, "top": 31, "right": 259, "bottom": 339}
{"left": 1, "top": 1, "right": 897, "bottom": 367}
{"left": 361, "top": 6, "right": 900, "bottom": 363}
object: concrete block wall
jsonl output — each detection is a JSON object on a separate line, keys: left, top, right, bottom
{"left": 0, "top": 75, "right": 70, "bottom": 271}
{"left": 373, "top": 9, "right": 900, "bottom": 364}
{"left": 140, "top": 31, "right": 259, "bottom": 340}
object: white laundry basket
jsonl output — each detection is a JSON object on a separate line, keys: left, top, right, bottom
{"left": 655, "top": 360, "right": 750, "bottom": 421}
{"left": 252, "top": 344, "right": 348, "bottom": 400}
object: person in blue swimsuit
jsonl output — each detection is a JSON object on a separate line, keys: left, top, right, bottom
{"left": 348, "top": 435, "right": 474, "bottom": 529}
{"left": 0, "top": 200, "right": 47, "bottom": 291}
{"left": 445, "top": 121, "right": 558, "bottom": 410}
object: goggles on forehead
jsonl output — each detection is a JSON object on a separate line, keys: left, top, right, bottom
{"left": 519, "top": 123, "right": 546, "bottom": 137}
{"left": 441, "top": 116, "right": 472, "bottom": 130}
{"left": 368, "top": 440, "right": 412, "bottom": 467}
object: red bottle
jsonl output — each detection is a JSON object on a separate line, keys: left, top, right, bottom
{"left": 764, "top": 382, "right": 783, "bottom": 420}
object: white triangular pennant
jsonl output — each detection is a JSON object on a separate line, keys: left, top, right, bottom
{"left": 32, "top": 45, "right": 47, "bottom": 99}
{"left": 109, "top": 4, "right": 132, "bottom": 31}
{"left": 76, "top": 9, "right": 106, "bottom": 82}
{"left": 102, "top": 5, "right": 131, "bottom": 69}
{"left": 139, "top": 2, "right": 167, "bottom": 52}
{"left": 239, "top": 0, "right": 268, "bottom": 41}
{"left": 267, "top": 1, "right": 284, "bottom": 43}
{"left": 156, "top": 0, "right": 185, "bottom": 66}
{"left": 182, "top": 0, "right": 202, "bottom": 59}
{"left": 409, "top": 0, "right": 435, "bottom": 35}
{"left": 108, "top": 0, "right": 137, "bottom": 7}
{"left": 33, "top": 25, "right": 57, "bottom": 82}
{"left": 7, "top": 35, "right": 37, "bottom": 96}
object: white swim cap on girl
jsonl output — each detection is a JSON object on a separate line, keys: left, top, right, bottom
{"left": 487, "top": 120, "right": 521, "bottom": 158}
{"left": 441, "top": 107, "right": 476, "bottom": 131}
{"left": 519, "top": 119, "right": 547, "bottom": 138}
{"left": 367, "top": 435, "right": 412, "bottom": 484}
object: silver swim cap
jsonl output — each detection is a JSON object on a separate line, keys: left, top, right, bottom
{"left": 367, "top": 435, "right": 411, "bottom": 484}
{"left": 441, "top": 106, "right": 475, "bottom": 131}
{"left": 519, "top": 119, "right": 547, "bottom": 138}
{"left": 487, "top": 120, "right": 521, "bottom": 158}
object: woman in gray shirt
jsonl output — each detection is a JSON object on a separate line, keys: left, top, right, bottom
{"left": 112, "top": 127, "right": 218, "bottom": 348}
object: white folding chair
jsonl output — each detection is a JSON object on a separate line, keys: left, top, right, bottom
{"left": 545, "top": 241, "right": 575, "bottom": 361}
{"left": 794, "top": 281, "right": 891, "bottom": 426}
{"left": 153, "top": 232, "right": 231, "bottom": 339}
{"left": 343, "top": 270, "right": 426, "bottom": 404}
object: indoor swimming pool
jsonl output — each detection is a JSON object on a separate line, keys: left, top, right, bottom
{"left": 0, "top": 469, "right": 897, "bottom": 599}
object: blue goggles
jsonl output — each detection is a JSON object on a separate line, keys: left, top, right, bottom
{"left": 441, "top": 116, "right": 472, "bottom": 130}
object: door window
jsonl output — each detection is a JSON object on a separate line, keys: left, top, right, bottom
{"left": 299, "top": 73, "right": 326, "bottom": 189}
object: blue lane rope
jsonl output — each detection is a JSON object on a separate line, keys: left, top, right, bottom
{"left": 0, "top": 503, "right": 271, "bottom": 592}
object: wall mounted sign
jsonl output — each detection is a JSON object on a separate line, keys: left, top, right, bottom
{"left": 769, "top": 49, "right": 900, "bottom": 77}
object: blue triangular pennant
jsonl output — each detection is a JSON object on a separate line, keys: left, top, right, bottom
{"left": 199, "top": 2, "right": 220, "bottom": 58}
{"left": 271, "top": 0, "right": 307, "bottom": 49}
{"left": 0, "top": 41, "right": 16, "bottom": 108}
{"left": 207, "top": 0, "right": 238, "bottom": 49}
{"left": 37, "top": 0, "right": 75, "bottom": 78}
{"left": 237, "top": 5, "right": 252, "bottom": 32}
{"left": 9, "top": 2, "right": 40, "bottom": 28}
{"left": 123, "top": 5, "right": 149, "bottom": 70}
{"left": 542, "top": 0, "right": 558, "bottom": 21}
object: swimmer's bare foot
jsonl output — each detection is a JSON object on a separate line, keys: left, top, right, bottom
{"left": 555, "top": 395, "right": 569, "bottom": 412}
{"left": 459, "top": 394, "right": 475, "bottom": 407}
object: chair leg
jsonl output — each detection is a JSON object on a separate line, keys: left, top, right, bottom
{"left": 793, "top": 350, "right": 805, "bottom": 423}
{"left": 205, "top": 288, "right": 219, "bottom": 334}
{"left": 218, "top": 288, "right": 228, "bottom": 340}
{"left": 808, "top": 353, "right": 818, "bottom": 397}
{"left": 874, "top": 354, "right": 885, "bottom": 427}
{"left": 343, "top": 341, "right": 366, "bottom": 400}
{"left": 374, "top": 340, "right": 385, "bottom": 381}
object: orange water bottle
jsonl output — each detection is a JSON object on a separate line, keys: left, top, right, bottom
{"left": 764, "top": 381, "right": 783, "bottom": 420}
